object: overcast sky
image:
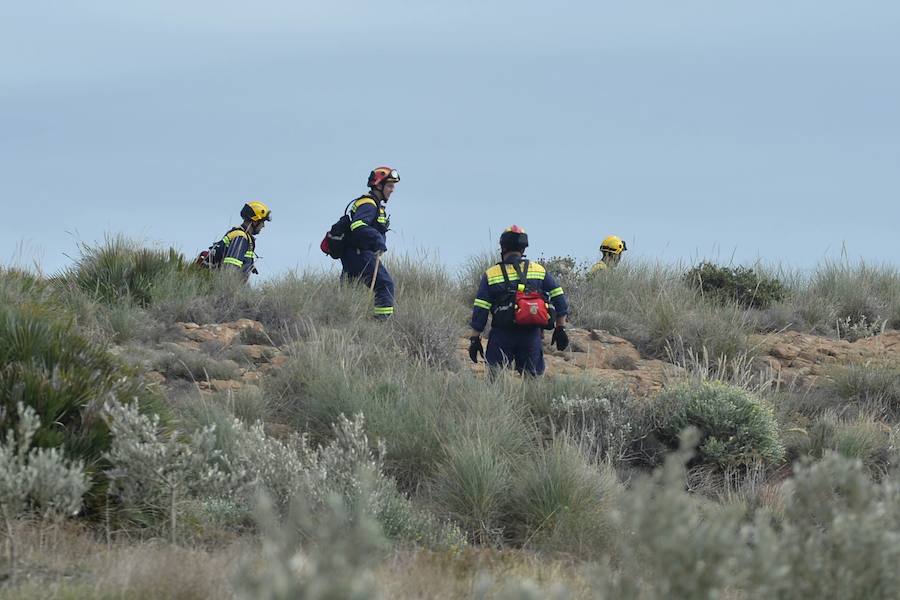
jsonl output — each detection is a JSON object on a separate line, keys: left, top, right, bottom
{"left": 2, "top": 1, "right": 899, "bottom": 277}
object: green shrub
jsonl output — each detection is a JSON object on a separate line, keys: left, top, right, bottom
{"left": 225, "top": 413, "right": 465, "bottom": 550}
{"left": 546, "top": 391, "right": 639, "bottom": 465}
{"left": 151, "top": 343, "right": 242, "bottom": 381}
{"left": 685, "top": 261, "right": 786, "bottom": 310}
{"left": 504, "top": 435, "right": 617, "bottom": 556}
{"left": 67, "top": 236, "right": 195, "bottom": 306}
{"left": 569, "top": 261, "right": 754, "bottom": 361}
{"left": 830, "top": 362, "right": 900, "bottom": 414}
{"left": 787, "top": 411, "right": 894, "bottom": 475}
{"left": 429, "top": 435, "right": 512, "bottom": 543}
{"left": 0, "top": 304, "right": 162, "bottom": 469}
{"left": 646, "top": 380, "right": 785, "bottom": 469}
{"left": 783, "top": 260, "right": 900, "bottom": 336}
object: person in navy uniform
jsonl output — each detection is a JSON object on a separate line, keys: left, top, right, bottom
{"left": 468, "top": 225, "right": 569, "bottom": 376}
{"left": 341, "top": 167, "right": 399, "bottom": 318}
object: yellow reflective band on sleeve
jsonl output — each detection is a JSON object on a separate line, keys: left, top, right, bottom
{"left": 222, "top": 236, "right": 231, "bottom": 246}
{"left": 377, "top": 217, "right": 387, "bottom": 223}
{"left": 549, "top": 287, "right": 564, "bottom": 299}
{"left": 350, "top": 220, "right": 367, "bottom": 231}
{"left": 244, "top": 251, "right": 255, "bottom": 258}
{"left": 373, "top": 306, "right": 394, "bottom": 315}
{"left": 473, "top": 299, "right": 492, "bottom": 310}
{"left": 222, "top": 257, "right": 244, "bottom": 267}
{"left": 352, "top": 198, "right": 377, "bottom": 211}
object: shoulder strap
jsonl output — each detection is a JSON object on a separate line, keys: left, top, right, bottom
{"left": 511, "top": 259, "right": 529, "bottom": 288}
{"left": 499, "top": 261, "right": 511, "bottom": 285}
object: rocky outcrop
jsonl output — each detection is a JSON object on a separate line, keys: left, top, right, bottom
{"left": 754, "top": 330, "right": 900, "bottom": 384}
{"left": 135, "top": 317, "right": 900, "bottom": 398}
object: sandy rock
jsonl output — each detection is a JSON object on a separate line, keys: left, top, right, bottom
{"left": 174, "top": 319, "right": 269, "bottom": 347}
{"left": 241, "top": 371, "right": 262, "bottom": 383}
{"left": 269, "top": 354, "right": 290, "bottom": 368}
{"left": 232, "top": 344, "right": 278, "bottom": 363}
{"left": 208, "top": 379, "right": 243, "bottom": 392}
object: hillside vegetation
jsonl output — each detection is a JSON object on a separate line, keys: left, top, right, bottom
{"left": 3, "top": 238, "right": 900, "bottom": 598}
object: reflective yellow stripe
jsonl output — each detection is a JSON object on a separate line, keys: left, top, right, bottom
{"left": 549, "top": 287, "right": 564, "bottom": 299}
{"left": 487, "top": 274, "right": 519, "bottom": 285}
{"left": 373, "top": 306, "right": 394, "bottom": 315}
{"left": 526, "top": 271, "right": 546, "bottom": 280}
{"left": 377, "top": 217, "right": 387, "bottom": 223}
{"left": 222, "top": 257, "right": 243, "bottom": 267}
{"left": 473, "top": 299, "right": 492, "bottom": 310}
{"left": 352, "top": 198, "right": 377, "bottom": 211}
{"left": 222, "top": 236, "right": 231, "bottom": 246}
{"left": 350, "top": 220, "right": 367, "bottom": 231}
{"left": 244, "top": 251, "right": 255, "bottom": 258}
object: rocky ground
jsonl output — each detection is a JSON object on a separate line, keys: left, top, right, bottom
{"left": 132, "top": 320, "right": 900, "bottom": 399}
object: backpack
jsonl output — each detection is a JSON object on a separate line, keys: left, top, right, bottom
{"left": 491, "top": 260, "right": 556, "bottom": 330}
{"left": 195, "top": 228, "right": 248, "bottom": 269}
{"left": 320, "top": 199, "right": 356, "bottom": 259}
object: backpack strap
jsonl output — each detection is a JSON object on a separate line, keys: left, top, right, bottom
{"left": 500, "top": 260, "right": 528, "bottom": 292}
{"left": 510, "top": 259, "right": 529, "bottom": 292}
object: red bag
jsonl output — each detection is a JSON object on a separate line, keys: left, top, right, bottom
{"left": 514, "top": 290, "right": 551, "bottom": 327}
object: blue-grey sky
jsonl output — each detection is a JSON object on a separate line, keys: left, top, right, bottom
{"left": 3, "top": 1, "right": 899, "bottom": 277}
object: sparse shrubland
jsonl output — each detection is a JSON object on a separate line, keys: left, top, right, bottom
{"left": 5, "top": 238, "right": 900, "bottom": 597}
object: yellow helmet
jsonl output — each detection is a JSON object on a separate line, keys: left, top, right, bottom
{"left": 241, "top": 201, "right": 272, "bottom": 222}
{"left": 600, "top": 235, "right": 626, "bottom": 255}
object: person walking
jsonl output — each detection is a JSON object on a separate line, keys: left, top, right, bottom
{"left": 468, "top": 225, "right": 569, "bottom": 376}
{"left": 340, "top": 167, "right": 400, "bottom": 318}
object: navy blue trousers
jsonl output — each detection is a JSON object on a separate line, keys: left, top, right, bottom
{"left": 486, "top": 327, "right": 545, "bottom": 376}
{"left": 341, "top": 249, "right": 395, "bottom": 316}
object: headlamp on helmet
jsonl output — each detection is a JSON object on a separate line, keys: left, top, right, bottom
{"left": 368, "top": 167, "right": 400, "bottom": 188}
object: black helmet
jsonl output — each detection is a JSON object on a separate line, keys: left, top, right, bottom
{"left": 499, "top": 225, "right": 528, "bottom": 253}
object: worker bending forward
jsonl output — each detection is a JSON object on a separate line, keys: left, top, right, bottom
{"left": 468, "top": 226, "right": 569, "bottom": 376}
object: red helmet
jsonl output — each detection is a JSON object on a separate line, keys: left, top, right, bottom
{"left": 367, "top": 167, "right": 400, "bottom": 188}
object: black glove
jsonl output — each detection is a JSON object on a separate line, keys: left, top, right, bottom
{"left": 551, "top": 326, "right": 569, "bottom": 351}
{"left": 468, "top": 336, "right": 484, "bottom": 363}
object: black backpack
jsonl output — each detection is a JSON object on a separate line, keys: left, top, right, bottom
{"left": 320, "top": 199, "right": 356, "bottom": 259}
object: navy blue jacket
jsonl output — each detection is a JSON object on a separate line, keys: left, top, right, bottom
{"left": 220, "top": 228, "right": 257, "bottom": 277}
{"left": 470, "top": 256, "right": 568, "bottom": 332}
{"left": 348, "top": 195, "right": 389, "bottom": 252}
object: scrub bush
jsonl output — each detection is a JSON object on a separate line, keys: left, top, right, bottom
{"left": 569, "top": 261, "right": 754, "bottom": 361}
{"left": 547, "top": 394, "right": 640, "bottom": 465}
{"left": 0, "top": 303, "right": 162, "bottom": 468}
{"left": 103, "top": 400, "right": 236, "bottom": 542}
{"left": 504, "top": 435, "right": 618, "bottom": 556}
{"left": 830, "top": 362, "right": 900, "bottom": 413}
{"left": 684, "top": 261, "right": 786, "bottom": 309}
{"left": 237, "top": 491, "right": 386, "bottom": 600}
{"left": 67, "top": 236, "right": 195, "bottom": 306}
{"left": 429, "top": 435, "right": 513, "bottom": 544}
{"left": 644, "top": 380, "right": 785, "bottom": 469}
{"left": 0, "top": 403, "right": 89, "bottom": 584}
{"left": 786, "top": 410, "right": 895, "bottom": 475}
